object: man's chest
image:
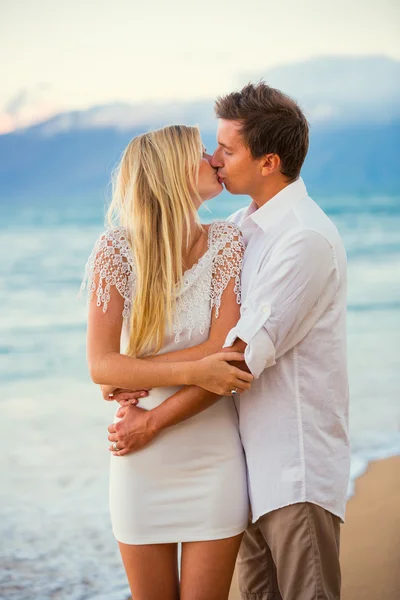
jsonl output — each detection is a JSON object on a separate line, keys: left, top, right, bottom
{"left": 240, "top": 231, "right": 275, "bottom": 297}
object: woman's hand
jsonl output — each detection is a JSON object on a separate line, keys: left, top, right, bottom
{"left": 101, "top": 385, "right": 150, "bottom": 406}
{"left": 189, "top": 352, "right": 253, "bottom": 395}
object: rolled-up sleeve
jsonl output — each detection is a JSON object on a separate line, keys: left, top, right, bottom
{"left": 223, "top": 230, "right": 339, "bottom": 378}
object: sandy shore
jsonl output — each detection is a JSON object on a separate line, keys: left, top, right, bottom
{"left": 229, "top": 456, "right": 400, "bottom": 599}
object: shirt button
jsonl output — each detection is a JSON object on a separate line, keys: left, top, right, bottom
{"left": 262, "top": 304, "right": 271, "bottom": 314}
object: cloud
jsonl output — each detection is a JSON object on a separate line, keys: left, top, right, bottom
{"left": 0, "top": 83, "right": 65, "bottom": 134}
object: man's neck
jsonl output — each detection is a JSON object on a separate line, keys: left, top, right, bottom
{"left": 251, "top": 177, "right": 294, "bottom": 209}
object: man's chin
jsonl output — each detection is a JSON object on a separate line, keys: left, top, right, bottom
{"left": 223, "top": 182, "right": 238, "bottom": 194}
{"left": 219, "top": 178, "right": 240, "bottom": 195}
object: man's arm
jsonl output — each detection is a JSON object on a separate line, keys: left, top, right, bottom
{"left": 151, "top": 339, "right": 248, "bottom": 428}
{"left": 224, "top": 231, "right": 339, "bottom": 378}
{"left": 108, "top": 230, "right": 339, "bottom": 454}
{"left": 109, "top": 230, "right": 339, "bottom": 453}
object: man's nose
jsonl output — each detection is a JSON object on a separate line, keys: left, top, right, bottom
{"left": 210, "top": 150, "right": 222, "bottom": 168}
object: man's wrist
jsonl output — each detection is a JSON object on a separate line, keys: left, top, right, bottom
{"left": 148, "top": 403, "right": 169, "bottom": 434}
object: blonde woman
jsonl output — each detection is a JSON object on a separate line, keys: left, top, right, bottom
{"left": 81, "top": 125, "right": 251, "bottom": 600}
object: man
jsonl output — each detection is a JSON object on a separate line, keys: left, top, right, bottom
{"left": 107, "top": 82, "right": 350, "bottom": 599}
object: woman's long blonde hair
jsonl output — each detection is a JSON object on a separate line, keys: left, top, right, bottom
{"left": 107, "top": 125, "right": 204, "bottom": 357}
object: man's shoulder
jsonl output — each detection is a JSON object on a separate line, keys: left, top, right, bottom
{"left": 294, "top": 195, "right": 344, "bottom": 249}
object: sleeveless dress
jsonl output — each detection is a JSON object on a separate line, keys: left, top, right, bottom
{"left": 82, "top": 220, "right": 249, "bottom": 544}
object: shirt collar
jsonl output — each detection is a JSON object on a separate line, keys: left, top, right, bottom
{"left": 245, "top": 177, "right": 308, "bottom": 232}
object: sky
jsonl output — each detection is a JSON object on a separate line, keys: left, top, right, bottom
{"left": 0, "top": 0, "right": 399, "bottom": 131}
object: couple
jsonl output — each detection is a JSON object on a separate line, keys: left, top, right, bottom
{"left": 82, "top": 82, "right": 350, "bottom": 600}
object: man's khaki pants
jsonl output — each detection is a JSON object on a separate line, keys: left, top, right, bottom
{"left": 237, "top": 502, "right": 341, "bottom": 600}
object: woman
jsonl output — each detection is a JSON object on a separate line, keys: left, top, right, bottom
{"left": 81, "top": 125, "right": 251, "bottom": 600}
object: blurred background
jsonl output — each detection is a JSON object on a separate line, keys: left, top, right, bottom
{"left": 1, "top": 1, "right": 399, "bottom": 599}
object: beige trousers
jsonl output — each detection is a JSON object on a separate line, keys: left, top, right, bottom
{"left": 237, "top": 502, "right": 341, "bottom": 600}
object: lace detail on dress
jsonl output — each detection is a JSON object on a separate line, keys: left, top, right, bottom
{"left": 80, "top": 221, "right": 244, "bottom": 344}
{"left": 172, "top": 221, "right": 245, "bottom": 342}
{"left": 80, "top": 227, "right": 135, "bottom": 319}
{"left": 209, "top": 221, "right": 244, "bottom": 318}
{"left": 173, "top": 250, "right": 214, "bottom": 343}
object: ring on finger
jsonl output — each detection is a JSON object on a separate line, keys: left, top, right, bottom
{"left": 112, "top": 441, "right": 120, "bottom": 451}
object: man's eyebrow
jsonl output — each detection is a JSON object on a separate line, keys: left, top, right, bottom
{"left": 217, "top": 141, "right": 233, "bottom": 150}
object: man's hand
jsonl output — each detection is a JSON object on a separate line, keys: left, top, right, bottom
{"left": 107, "top": 404, "right": 158, "bottom": 456}
{"left": 101, "top": 385, "right": 150, "bottom": 406}
{"left": 189, "top": 352, "right": 253, "bottom": 395}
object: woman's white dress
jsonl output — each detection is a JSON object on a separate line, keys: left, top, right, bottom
{"left": 82, "top": 221, "right": 249, "bottom": 544}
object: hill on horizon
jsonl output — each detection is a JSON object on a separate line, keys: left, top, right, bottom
{"left": 1, "top": 56, "right": 399, "bottom": 203}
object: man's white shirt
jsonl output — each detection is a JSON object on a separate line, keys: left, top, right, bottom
{"left": 225, "top": 178, "right": 350, "bottom": 522}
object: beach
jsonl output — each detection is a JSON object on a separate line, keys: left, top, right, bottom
{"left": 229, "top": 456, "right": 400, "bottom": 600}
{"left": 341, "top": 456, "right": 400, "bottom": 599}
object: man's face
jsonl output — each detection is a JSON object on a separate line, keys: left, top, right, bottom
{"left": 211, "top": 119, "right": 261, "bottom": 195}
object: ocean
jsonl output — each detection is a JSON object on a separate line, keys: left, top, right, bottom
{"left": 1, "top": 191, "right": 399, "bottom": 599}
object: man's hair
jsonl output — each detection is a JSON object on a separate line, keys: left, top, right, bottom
{"left": 215, "top": 82, "right": 309, "bottom": 181}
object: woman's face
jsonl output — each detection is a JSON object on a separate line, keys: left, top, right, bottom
{"left": 197, "top": 149, "right": 223, "bottom": 203}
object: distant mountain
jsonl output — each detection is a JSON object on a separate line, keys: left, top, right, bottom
{"left": 0, "top": 55, "right": 399, "bottom": 202}
{"left": 18, "top": 99, "right": 218, "bottom": 137}
{"left": 0, "top": 120, "right": 399, "bottom": 202}
{"left": 1, "top": 55, "right": 399, "bottom": 137}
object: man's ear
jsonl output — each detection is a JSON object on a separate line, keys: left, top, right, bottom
{"left": 260, "top": 153, "right": 281, "bottom": 176}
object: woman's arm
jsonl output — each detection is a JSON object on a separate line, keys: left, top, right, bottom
{"left": 87, "top": 223, "right": 252, "bottom": 396}
{"left": 101, "top": 302, "right": 247, "bottom": 401}
{"left": 87, "top": 284, "right": 247, "bottom": 392}
{"left": 100, "top": 308, "right": 232, "bottom": 400}
{"left": 87, "top": 274, "right": 249, "bottom": 395}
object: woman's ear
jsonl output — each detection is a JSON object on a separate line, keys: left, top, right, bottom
{"left": 260, "top": 153, "right": 281, "bottom": 177}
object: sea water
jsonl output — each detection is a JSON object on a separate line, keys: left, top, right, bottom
{"left": 1, "top": 192, "right": 399, "bottom": 599}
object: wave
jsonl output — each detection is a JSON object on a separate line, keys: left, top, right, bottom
{"left": 348, "top": 301, "right": 400, "bottom": 312}
{"left": 348, "top": 431, "right": 400, "bottom": 497}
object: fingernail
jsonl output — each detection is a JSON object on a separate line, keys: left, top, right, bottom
{"left": 140, "top": 392, "right": 146, "bottom": 397}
